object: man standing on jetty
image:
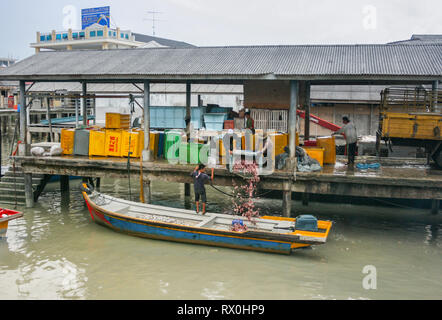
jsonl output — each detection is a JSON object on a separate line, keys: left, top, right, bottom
{"left": 190, "top": 164, "right": 214, "bottom": 215}
{"left": 333, "top": 116, "right": 358, "bottom": 166}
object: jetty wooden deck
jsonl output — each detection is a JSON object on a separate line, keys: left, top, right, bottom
{"left": 12, "top": 155, "right": 442, "bottom": 201}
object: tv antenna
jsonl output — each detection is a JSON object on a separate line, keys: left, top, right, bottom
{"left": 144, "top": 11, "right": 164, "bottom": 36}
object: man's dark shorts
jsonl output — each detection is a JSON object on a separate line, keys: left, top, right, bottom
{"left": 195, "top": 189, "right": 207, "bottom": 203}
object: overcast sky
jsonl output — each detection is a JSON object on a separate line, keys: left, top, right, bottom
{"left": 1, "top": 0, "right": 441, "bottom": 60}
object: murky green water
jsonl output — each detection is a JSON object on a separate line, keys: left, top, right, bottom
{"left": 0, "top": 135, "right": 441, "bottom": 300}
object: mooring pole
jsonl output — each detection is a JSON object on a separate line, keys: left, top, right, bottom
{"left": 142, "top": 80, "right": 152, "bottom": 203}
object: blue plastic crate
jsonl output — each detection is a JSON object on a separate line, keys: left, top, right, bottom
{"left": 205, "top": 121, "right": 224, "bottom": 131}
{"left": 204, "top": 113, "right": 228, "bottom": 123}
{"left": 207, "top": 105, "right": 233, "bottom": 114}
{"left": 150, "top": 106, "right": 206, "bottom": 129}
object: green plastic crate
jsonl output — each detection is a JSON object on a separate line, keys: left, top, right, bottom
{"left": 179, "top": 143, "right": 190, "bottom": 164}
{"left": 164, "top": 131, "right": 181, "bottom": 160}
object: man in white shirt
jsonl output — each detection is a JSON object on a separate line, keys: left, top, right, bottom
{"left": 332, "top": 117, "right": 358, "bottom": 165}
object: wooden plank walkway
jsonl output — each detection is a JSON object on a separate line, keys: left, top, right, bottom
{"left": 12, "top": 155, "right": 442, "bottom": 201}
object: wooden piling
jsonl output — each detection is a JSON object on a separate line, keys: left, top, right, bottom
{"left": 184, "top": 183, "right": 191, "bottom": 197}
{"left": 431, "top": 199, "right": 440, "bottom": 215}
{"left": 282, "top": 181, "right": 292, "bottom": 217}
{"left": 302, "top": 192, "right": 310, "bottom": 206}
{"left": 143, "top": 179, "right": 152, "bottom": 204}
{"left": 60, "top": 175, "right": 70, "bottom": 207}
{"left": 24, "top": 173, "right": 34, "bottom": 208}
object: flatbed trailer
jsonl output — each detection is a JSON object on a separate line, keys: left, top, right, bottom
{"left": 377, "top": 87, "right": 442, "bottom": 167}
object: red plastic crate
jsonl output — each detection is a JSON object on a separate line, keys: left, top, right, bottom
{"left": 224, "top": 120, "right": 234, "bottom": 129}
{"left": 304, "top": 140, "right": 317, "bottom": 147}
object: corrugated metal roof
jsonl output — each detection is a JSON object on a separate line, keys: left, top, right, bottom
{"left": 27, "top": 82, "right": 243, "bottom": 94}
{"left": 132, "top": 33, "right": 196, "bottom": 48}
{"left": 0, "top": 45, "right": 441, "bottom": 81}
{"left": 388, "top": 34, "right": 442, "bottom": 45}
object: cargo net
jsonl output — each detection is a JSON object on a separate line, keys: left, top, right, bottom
{"left": 380, "top": 87, "right": 442, "bottom": 114}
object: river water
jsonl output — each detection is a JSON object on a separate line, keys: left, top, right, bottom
{"left": 0, "top": 137, "right": 441, "bottom": 300}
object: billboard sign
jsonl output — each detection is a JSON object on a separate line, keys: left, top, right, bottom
{"left": 81, "top": 6, "right": 110, "bottom": 29}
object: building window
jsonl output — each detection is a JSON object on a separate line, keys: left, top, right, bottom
{"left": 125, "top": 34, "right": 129, "bottom": 39}
{"left": 46, "top": 35, "right": 52, "bottom": 41}
{"left": 56, "top": 34, "right": 62, "bottom": 41}
{"left": 90, "top": 31, "right": 96, "bottom": 37}
{"left": 40, "top": 35, "right": 46, "bottom": 42}
{"left": 79, "top": 32, "right": 85, "bottom": 38}
{"left": 97, "top": 30, "right": 104, "bottom": 37}
{"left": 63, "top": 33, "right": 68, "bottom": 40}
{"left": 73, "top": 33, "right": 78, "bottom": 39}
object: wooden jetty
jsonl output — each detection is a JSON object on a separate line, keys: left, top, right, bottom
{"left": 11, "top": 155, "right": 442, "bottom": 215}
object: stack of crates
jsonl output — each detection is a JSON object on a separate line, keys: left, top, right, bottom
{"left": 105, "top": 113, "right": 130, "bottom": 130}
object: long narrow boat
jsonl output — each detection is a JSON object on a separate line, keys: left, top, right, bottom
{"left": 81, "top": 184, "right": 332, "bottom": 255}
{"left": 0, "top": 208, "right": 23, "bottom": 238}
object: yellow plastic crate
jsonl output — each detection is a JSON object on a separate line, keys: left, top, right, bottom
{"left": 317, "top": 136, "right": 336, "bottom": 164}
{"left": 105, "top": 130, "right": 123, "bottom": 157}
{"left": 136, "top": 130, "right": 160, "bottom": 159}
{"left": 105, "top": 113, "right": 130, "bottom": 129}
{"left": 303, "top": 147, "right": 325, "bottom": 167}
{"left": 269, "top": 133, "right": 288, "bottom": 156}
{"left": 219, "top": 137, "right": 239, "bottom": 165}
{"left": 121, "top": 130, "right": 143, "bottom": 158}
{"left": 241, "top": 134, "right": 263, "bottom": 151}
{"left": 61, "top": 129, "right": 75, "bottom": 155}
{"left": 89, "top": 130, "right": 107, "bottom": 157}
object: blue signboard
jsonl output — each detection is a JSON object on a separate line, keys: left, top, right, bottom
{"left": 81, "top": 6, "right": 110, "bottom": 29}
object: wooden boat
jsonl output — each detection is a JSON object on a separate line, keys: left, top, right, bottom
{"left": 0, "top": 208, "right": 23, "bottom": 237}
{"left": 81, "top": 184, "right": 332, "bottom": 255}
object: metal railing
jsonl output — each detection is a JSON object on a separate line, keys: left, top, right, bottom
{"left": 380, "top": 87, "right": 442, "bottom": 114}
{"left": 38, "top": 28, "right": 134, "bottom": 43}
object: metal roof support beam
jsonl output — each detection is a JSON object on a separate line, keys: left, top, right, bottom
{"left": 289, "top": 80, "right": 299, "bottom": 171}
{"left": 433, "top": 80, "right": 439, "bottom": 113}
{"left": 19, "top": 80, "right": 30, "bottom": 156}
{"left": 283, "top": 80, "right": 299, "bottom": 217}
{"left": 82, "top": 82, "right": 87, "bottom": 126}
{"left": 142, "top": 80, "right": 151, "bottom": 162}
{"left": 185, "top": 82, "right": 191, "bottom": 141}
{"left": 303, "top": 81, "right": 311, "bottom": 141}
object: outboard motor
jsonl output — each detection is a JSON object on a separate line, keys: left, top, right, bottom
{"left": 295, "top": 215, "right": 318, "bottom": 232}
